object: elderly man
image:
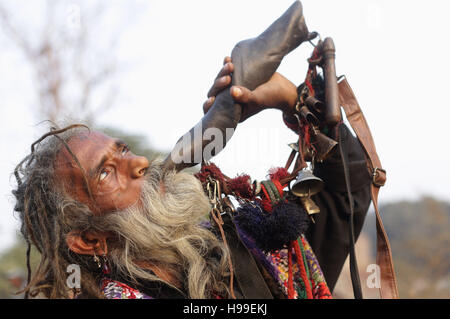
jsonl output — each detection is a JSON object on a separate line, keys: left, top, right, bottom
{"left": 12, "top": 1, "right": 373, "bottom": 298}
{"left": 12, "top": 58, "right": 371, "bottom": 299}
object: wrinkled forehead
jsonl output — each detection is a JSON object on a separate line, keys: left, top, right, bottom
{"left": 53, "top": 130, "right": 116, "bottom": 194}
{"left": 55, "top": 130, "right": 112, "bottom": 168}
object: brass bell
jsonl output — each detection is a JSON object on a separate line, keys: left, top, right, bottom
{"left": 311, "top": 128, "right": 338, "bottom": 163}
{"left": 299, "top": 196, "right": 321, "bottom": 223}
{"left": 300, "top": 197, "right": 320, "bottom": 215}
{"left": 291, "top": 169, "right": 324, "bottom": 198}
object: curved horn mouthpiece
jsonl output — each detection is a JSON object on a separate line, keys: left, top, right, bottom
{"left": 164, "top": 1, "right": 312, "bottom": 171}
{"left": 320, "top": 37, "right": 342, "bottom": 127}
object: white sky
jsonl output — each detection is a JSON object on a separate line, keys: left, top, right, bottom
{"left": 1, "top": 0, "right": 449, "bottom": 252}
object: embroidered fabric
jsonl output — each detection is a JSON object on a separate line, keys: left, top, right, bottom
{"left": 101, "top": 278, "right": 153, "bottom": 299}
{"left": 100, "top": 231, "right": 331, "bottom": 299}
{"left": 237, "top": 229, "right": 332, "bottom": 299}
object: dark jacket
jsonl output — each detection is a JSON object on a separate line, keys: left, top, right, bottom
{"left": 307, "top": 124, "right": 372, "bottom": 291}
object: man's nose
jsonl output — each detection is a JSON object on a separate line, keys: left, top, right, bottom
{"left": 130, "top": 155, "right": 149, "bottom": 178}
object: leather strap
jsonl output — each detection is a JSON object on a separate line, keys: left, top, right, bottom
{"left": 337, "top": 77, "right": 399, "bottom": 299}
{"left": 221, "top": 214, "right": 274, "bottom": 299}
{"left": 338, "top": 123, "right": 363, "bottom": 299}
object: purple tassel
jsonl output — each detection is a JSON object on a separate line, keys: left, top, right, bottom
{"left": 234, "top": 200, "right": 309, "bottom": 252}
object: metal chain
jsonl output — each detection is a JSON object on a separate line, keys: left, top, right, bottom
{"left": 205, "top": 174, "right": 236, "bottom": 299}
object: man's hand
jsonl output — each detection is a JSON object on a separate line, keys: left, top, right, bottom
{"left": 203, "top": 57, "right": 299, "bottom": 122}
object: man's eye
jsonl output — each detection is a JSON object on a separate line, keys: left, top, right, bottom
{"left": 121, "top": 145, "right": 129, "bottom": 155}
{"left": 99, "top": 170, "right": 109, "bottom": 181}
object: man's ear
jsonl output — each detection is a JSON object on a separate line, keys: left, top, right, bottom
{"left": 66, "top": 231, "right": 109, "bottom": 256}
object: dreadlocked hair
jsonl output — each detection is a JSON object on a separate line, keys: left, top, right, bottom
{"left": 12, "top": 123, "right": 105, "bottom": 299}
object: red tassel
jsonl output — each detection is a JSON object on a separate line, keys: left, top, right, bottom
{"left": 228, "top": 174, "right": 253, "bottom": 199}
{"left": 268, "top": 167, "right": 290, "bottom": 182}
{"left": 194, "top": 162, "right": 226, "bottom": 185}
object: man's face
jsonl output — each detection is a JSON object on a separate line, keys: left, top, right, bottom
{"left": 55, "top": 130, "right": 149, "bottom": 214}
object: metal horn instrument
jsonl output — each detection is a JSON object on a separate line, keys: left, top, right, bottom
{"left": 319, "top": 37, "right": 342, "bottom": 127}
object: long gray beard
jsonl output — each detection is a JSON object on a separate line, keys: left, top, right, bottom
{"left": 96, "top": 160, "right": 231, "bottom": 298}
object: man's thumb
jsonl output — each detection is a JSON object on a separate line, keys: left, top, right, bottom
{"left": 231, "top": 86, "right": 251, "bottom": 104}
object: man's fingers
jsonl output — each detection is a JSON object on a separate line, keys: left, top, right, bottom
{"left": 207, "top": 75, "right": 231, "bottom": 98}
{"left": 214, "top": 62, "right": 234, "bottom": 80}
{"left": 204, "top": 57, "right": 233, "bottom": 114}
{"left": 213, "top": 57, "right": 233, "bottom": 82}
{"left": 203, "top": 96, "right": 215, "bottom": 114}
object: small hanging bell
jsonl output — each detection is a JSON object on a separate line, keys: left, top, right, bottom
{"left": 299, "top": 196, "right": 321, "bottom": 223}
{"left": 311, "top": 127, "right": 338, "bottom": 162}
{"left": 300, "top": 197, "right": 320, "bottom": 215}
{"left": 291, "top": 169, "right": 324, "bottom": 198}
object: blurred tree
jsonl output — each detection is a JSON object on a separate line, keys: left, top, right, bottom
{"left": 0, "top": 0, "right": 143, "bottom": 124}
{"left": 363, "top": 196, "right": 450, "bottom": 298}
{"left": 0, "top": 236, "right": 40, "bottom": 299}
